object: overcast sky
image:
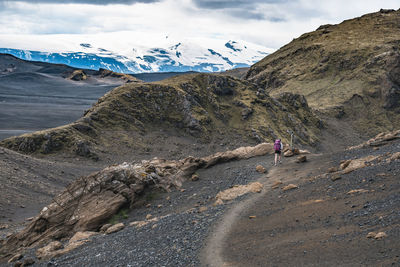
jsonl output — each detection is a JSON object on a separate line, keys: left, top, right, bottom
{"left": 0, "top": 0, "right": 398, "bottom": 49}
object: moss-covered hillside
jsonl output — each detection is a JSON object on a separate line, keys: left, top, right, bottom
{"left": 246, "top": 9, "right": 400, "bottom": 136}
{"left": 0, "top": 73, "right": 322, "bottom": 161}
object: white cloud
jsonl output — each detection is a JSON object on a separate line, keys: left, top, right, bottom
{"left": 0, "top": 0, "right": 398, "bottom": 50}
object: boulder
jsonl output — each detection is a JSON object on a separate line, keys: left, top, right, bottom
{"left": 68, "top": 70, "right": 87, "bottom": 81}
{"left": 390, "top": 152, "right": 400, "bottom": 161}
{"left": 191, "top": 174, "right": 199, "bottom": 181}
{"left": 271, "top": 181, "right": 283, "bottom": 189}
{"left": 374, "top": 232, "right": 387, "bottom": 239}
{"left": 99, "top": 224, "right": 112, "bottom": 233}
{"left": 105, "top": 223, "right": 125, "bottom": 235}
{"left": 256, "top": 165, "right": 266, "bottom": 173}
{"left": 331, "top": 174, "right": 342, "bottom": 181}
{"left": 36, "top": 241, "right": 63, "bottom": 260}
{"left": 295, "top": 155, "right": 307, "bottom": 163}
{"left": 284, "top": 150, "right": 294, "bottom": 157}
{"left": 367, "top": 232, "right": 376, "bottom": 238}
{"left": 282, "top": 184, "right": 298, "bottom": 191}
{"left": 367, "top": 231, "right": 387, "bottom": 239}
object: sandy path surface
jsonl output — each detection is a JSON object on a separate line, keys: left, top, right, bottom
{"left": 202, "top": 155, "right": 323, "bottom": 266}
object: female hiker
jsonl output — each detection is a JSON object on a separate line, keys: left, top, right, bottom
{"left": 274, "top": 139, "right": 283, "bottom": 166}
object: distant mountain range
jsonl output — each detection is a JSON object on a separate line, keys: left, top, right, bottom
{"left": 0, "top": 35, "right": 272, "bottom": 73}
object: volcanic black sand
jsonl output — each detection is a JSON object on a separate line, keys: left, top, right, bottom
{"left": 0, "top": 54, "right": 125, "bottom": 140}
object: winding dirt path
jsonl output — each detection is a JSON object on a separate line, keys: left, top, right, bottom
{"left": 202, "top": 145, "right": 400, "bottom": 267}
{"left": 201, "top": 155, "right": 318, "bottom": 266}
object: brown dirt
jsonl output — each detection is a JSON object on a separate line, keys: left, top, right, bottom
{"left": 203, "top": 154, "right": 328, "bottom": 266}
{"left": 204, "top": 142, "right": 400, "bottom": 266}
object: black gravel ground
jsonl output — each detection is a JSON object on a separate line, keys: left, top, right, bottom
{"left": 32, "top": 155, "right": 274, "bottom": 266}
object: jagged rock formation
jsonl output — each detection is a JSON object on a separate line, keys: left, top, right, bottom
{"left": 347, "top": 129, "right": 400, "bottom": 150}
{"left": 0, "top": 143, "right": 274, "bottom": 260}
{"left": 246, "top": 9, "right": 400, "bottom": 136}
{"left": 0, "top": 73, "right": 322, "bottom": 160}
{"left": 66, "top": 69, "right": 140, "bottom": 83}
{"left": 67, "top": 70, "right": 87, "bottom": 81}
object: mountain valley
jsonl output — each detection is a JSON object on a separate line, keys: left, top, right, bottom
{"left": 0, "top": 9, "right": 399, "bottom": 267}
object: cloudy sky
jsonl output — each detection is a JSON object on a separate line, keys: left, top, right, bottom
{"left": 0, "top": 0, "right": 398, "bottom": 50}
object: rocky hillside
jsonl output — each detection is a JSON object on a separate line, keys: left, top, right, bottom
{"left": 0, "top": 73, "right": 322, "bottom": 162}
{"left": 246, "top": 9, "right": 400, "bottom": 136}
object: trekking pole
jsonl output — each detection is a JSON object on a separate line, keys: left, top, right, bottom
{"left": 287, "top": 130, "right": 294, "bottom": 151}
{"left": 290, "top": 133, "right": 293, "bottom": 150}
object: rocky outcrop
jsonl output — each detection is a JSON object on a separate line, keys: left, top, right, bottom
{"left": 348, "top": 130, "right": 400, "bottom": 150}
{"left": 0, "top": 143, "right": 275, "bottom": 260}
{"left": 68, "top": 70, "right": 87, "bottom": 81}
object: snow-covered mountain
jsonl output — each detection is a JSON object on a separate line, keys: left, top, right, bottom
{"left": 0, "top": 33, "right": 273, "bottom": 73}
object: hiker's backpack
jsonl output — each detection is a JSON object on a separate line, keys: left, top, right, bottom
{"left": 274, "top": 139, "right": 281, "bottom": 151}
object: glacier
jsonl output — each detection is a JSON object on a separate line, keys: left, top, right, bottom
{"left": 0, "top": 35, "right": 272, "bottom": 73}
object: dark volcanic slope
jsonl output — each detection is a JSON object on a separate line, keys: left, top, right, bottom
{"left": 246, "top": 9, "right": 400, "bottom": 136}
{"left": 0, "top": 146, "right": 100, "bottom": 236}
{"left": 0, "top": 54, "right": 137, "bottom": 140}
